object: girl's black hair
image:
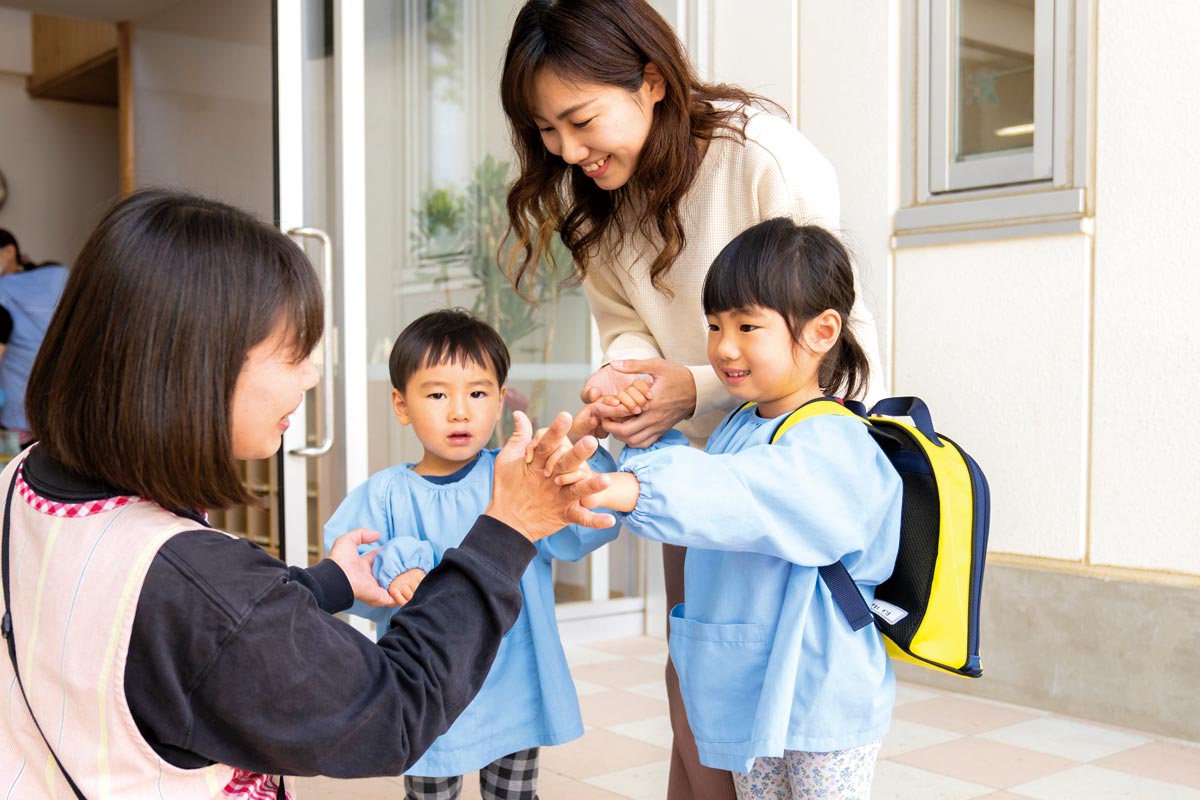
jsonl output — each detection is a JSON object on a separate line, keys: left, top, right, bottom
{"left": 702, "top": 217, "right": 870, "bottom": 400}
{"left": 389, "top": 309, "right": 511, "bottom": 393}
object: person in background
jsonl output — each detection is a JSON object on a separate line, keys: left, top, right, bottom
{"left": 0, "top": 229, "right": 69, "bottom": 447}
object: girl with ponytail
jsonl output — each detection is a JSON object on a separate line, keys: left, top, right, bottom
{"left": 575, "top": 218, "right": 900, "bottom": 800}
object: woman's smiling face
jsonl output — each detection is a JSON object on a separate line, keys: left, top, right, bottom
{"left": 531, "top": 65, "right": 665, "bottom": 191}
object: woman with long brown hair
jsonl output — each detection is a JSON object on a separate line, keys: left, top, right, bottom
{"left": 500, "top": 2, "right": 884, "bottom": 798}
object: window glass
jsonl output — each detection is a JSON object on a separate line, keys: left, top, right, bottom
{"left": 954, "top": 0, "right": 1036, "bottom": 161}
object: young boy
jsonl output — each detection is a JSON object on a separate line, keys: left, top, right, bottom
{"left": 323, "top": 308, "right": 620, "bottom": 800}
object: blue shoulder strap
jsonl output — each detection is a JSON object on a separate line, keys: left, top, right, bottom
{"left": 772, "top": 400, "right": 875, "bottom": 633}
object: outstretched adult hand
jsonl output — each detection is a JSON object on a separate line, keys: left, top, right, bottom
{"left": 487, "top": 411, "right": 615, "bottom": 540}
{"left": 327, "top": 528, "right": 394, "bottom": 607}
{"left": 590, "top": 358, "right": 697, "bottom": 448}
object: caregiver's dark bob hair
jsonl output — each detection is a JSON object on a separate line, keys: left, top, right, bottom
{"left": 25, "top": 189, "right": 323, "bottom": 511}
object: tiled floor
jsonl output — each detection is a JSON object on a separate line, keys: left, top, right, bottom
{"left": 296, "top": 637, "right": 1200, "bottom": 799}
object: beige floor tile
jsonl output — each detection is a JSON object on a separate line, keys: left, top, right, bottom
{"left": 1009, "top": 765, "right": 1200, "bottom": 800}
{"left": 460, "top": 771, "right": 482, "bottom": 800}
{"left": 587, "top": 637, "right": 670, "bottom": 658}
{"left": 880, "top": 718, "right": 965, "bottom": 758}
{"left": 540, "top": 727, "right": 671, "bottom": 780}
{"left": 871, "top": 759, "right": 994, "bottom": 800}
{"left": 891, "top": 737, "right": 1076, "bottom": 790}
{"left": 959, "top": 695, "right": 1053, "bottom": 716}
{"left": 893, "top": 695, "right": 1041, "bottom": 735}
{"left": 972, "top": 794, "right": 1036, "bottom": 799}
{"left": 574, "top": 678, "right": 610, "bottom": 696}
{"left": 978, "top": 717, "right": 1150, "bottom": 763}
{"left": 565, "top": 644, "right": 625, "bottom": 667}
{"left": 585, "top": 758, "right": 671, "bottom": 800}
{"left": 634, "top": 653, "right": 669, "bottom": 666}
{"left": 579, "top": 688, "right": 670, "bottom": 728}
{"left": 624, "top": 680, "right": 670, "bottom": 702}
{"left": 1167, "top": 737, "right": 1200, "bottom": 751}
{"left": 1092, "top": 741, "right": 1200, "bottom": 790}
{"left": 538, "top": 768, "right": 632, "bottom": 799}
{"left": 1046, "top": 712, "right": 1158, "bottom": 738}
{"left": 571, "top": 656, "right": 666, "bottom": 689}
{"left": 606, "top": 715, "right": 674, "bottom": 748}
{"left": 895, "top": 681, "right": 942, "bottom": 706}
{"left": 292, "top": 775, "right": 405, "bottom": 799}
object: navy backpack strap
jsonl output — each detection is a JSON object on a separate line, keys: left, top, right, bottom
{"left": 818, "top": 562, "right": 874, "bottom": 631}
{"left": 843, "top": 399, "right": 869, "bottom": 419}
{"left": 867, "top": 396, "right": 943, "bottom": 446}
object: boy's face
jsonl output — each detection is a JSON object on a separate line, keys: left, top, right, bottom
{"left": 392, "top": 357, "right": 504, "bottom": 476}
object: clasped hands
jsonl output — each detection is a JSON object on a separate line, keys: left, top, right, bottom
{"left": 578, "top": 358, "right": 697, "bottom": 449}
{"left": 329, "top": 410, "right": 617, "bottom": 608}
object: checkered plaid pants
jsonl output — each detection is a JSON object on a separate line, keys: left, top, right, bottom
{"left": 404, "top": 748, "right": 540, "bottom": 800}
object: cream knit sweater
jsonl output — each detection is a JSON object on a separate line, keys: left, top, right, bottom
{"left": 581, "top": 107, "right": 884, "bottom": 444}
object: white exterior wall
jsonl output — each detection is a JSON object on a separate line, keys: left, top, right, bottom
{"left": 700, "top": 0, "right": 896, "bottom": 378}
{"left": 894, "top": 235, "right": 1092, "bottom": 561}
{"left": 780, "top": 0, "right": 1200, "bottom": 578}
{"left": 1089, "top": 1, "right": 1200, "bottom": 574}
{"left": 797, "top": 0, "right": 900, "bottom": 393}
{"left": 0, "top": 8, "right": 118, "bottom": 266}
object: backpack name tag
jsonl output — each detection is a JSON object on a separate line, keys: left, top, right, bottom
{"left": 870, "top": 598, "right": 909, "bottom": 626}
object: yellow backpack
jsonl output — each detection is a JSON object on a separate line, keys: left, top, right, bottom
{"left": 762, "top": 396, "right": 990, "bottom": 678}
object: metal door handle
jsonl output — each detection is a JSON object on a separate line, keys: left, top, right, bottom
{"left": 286, "top": 226, "right": 334, "bottom": 457}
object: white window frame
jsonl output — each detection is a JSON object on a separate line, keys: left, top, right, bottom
{"left": 897, "top": 0, "right": 1093, "bottom": 247}
{"left": 929, "top": 0, "right": 1054, "bottom": 192}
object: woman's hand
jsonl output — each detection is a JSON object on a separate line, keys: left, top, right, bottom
{"left": 594, "top": 358, "right": 697, "bottom": 448}
{"left": 327, "top": 528, "right": 393, "bottom": 607}
{"left": 488, "top": 411, "right": 615, "bottom": 540}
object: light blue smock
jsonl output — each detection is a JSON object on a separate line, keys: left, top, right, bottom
{"left": 0, "top": 265, "right": 68, "bottom": 430}
{"left": 617, "top": 405, "right": 902, "bottom": 773}
{"left": 323, "top": 448, "right": 620, "bottom": 777}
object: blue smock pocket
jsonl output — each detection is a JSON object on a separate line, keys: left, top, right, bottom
{"left": 667, "top": 604, "right": 770, "bottom": 745}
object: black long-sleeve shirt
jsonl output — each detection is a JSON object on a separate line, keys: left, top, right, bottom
{"left": 23, "top": 447, "right": 533, "bottom": 778}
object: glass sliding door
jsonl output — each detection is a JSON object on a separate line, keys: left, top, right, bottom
{"left": 277, "top": 0, "right": 645, "bottom": 640}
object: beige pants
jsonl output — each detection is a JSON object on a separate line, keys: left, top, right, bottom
{"left": 663, "top": 543, "right": 737, "bottom": 800}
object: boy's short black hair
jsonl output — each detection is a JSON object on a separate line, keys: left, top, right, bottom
{"left": 389, "top": 309, "right": 511, "bottom": 393}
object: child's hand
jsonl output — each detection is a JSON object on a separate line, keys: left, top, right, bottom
{"left": 388, "top": 568, "right": 426, "bottom": 607}
{"left": 568, "top": 403, "right": 605, "bottom": 442}
{"left": 525, "top": 423, "right": 570, "bottom": 465}
{"left": 327, "top": 528, "right": 393, "bottom": 607}
{"left": 580, "top": 471, "right": 640, "bottom": 513}
{"left": 550, "top": 450, "right": 599, "bottom": 488}
{"left": 598, "top": 377, "right": 653, "bottom": 416}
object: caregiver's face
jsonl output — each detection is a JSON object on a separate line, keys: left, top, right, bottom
{"left": 229, "top": 321, "right": 319, "bottom": 461}
{"left": 530, "top": 65, "right": 664, "bottom": 191}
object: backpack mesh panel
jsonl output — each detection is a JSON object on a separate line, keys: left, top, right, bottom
{"left": 871, "top": 425, "right": 940, "bottom": 647}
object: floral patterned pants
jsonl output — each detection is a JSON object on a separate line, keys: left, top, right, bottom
{"left": 732, "top": 741, "right": 882, "bottom": 800}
